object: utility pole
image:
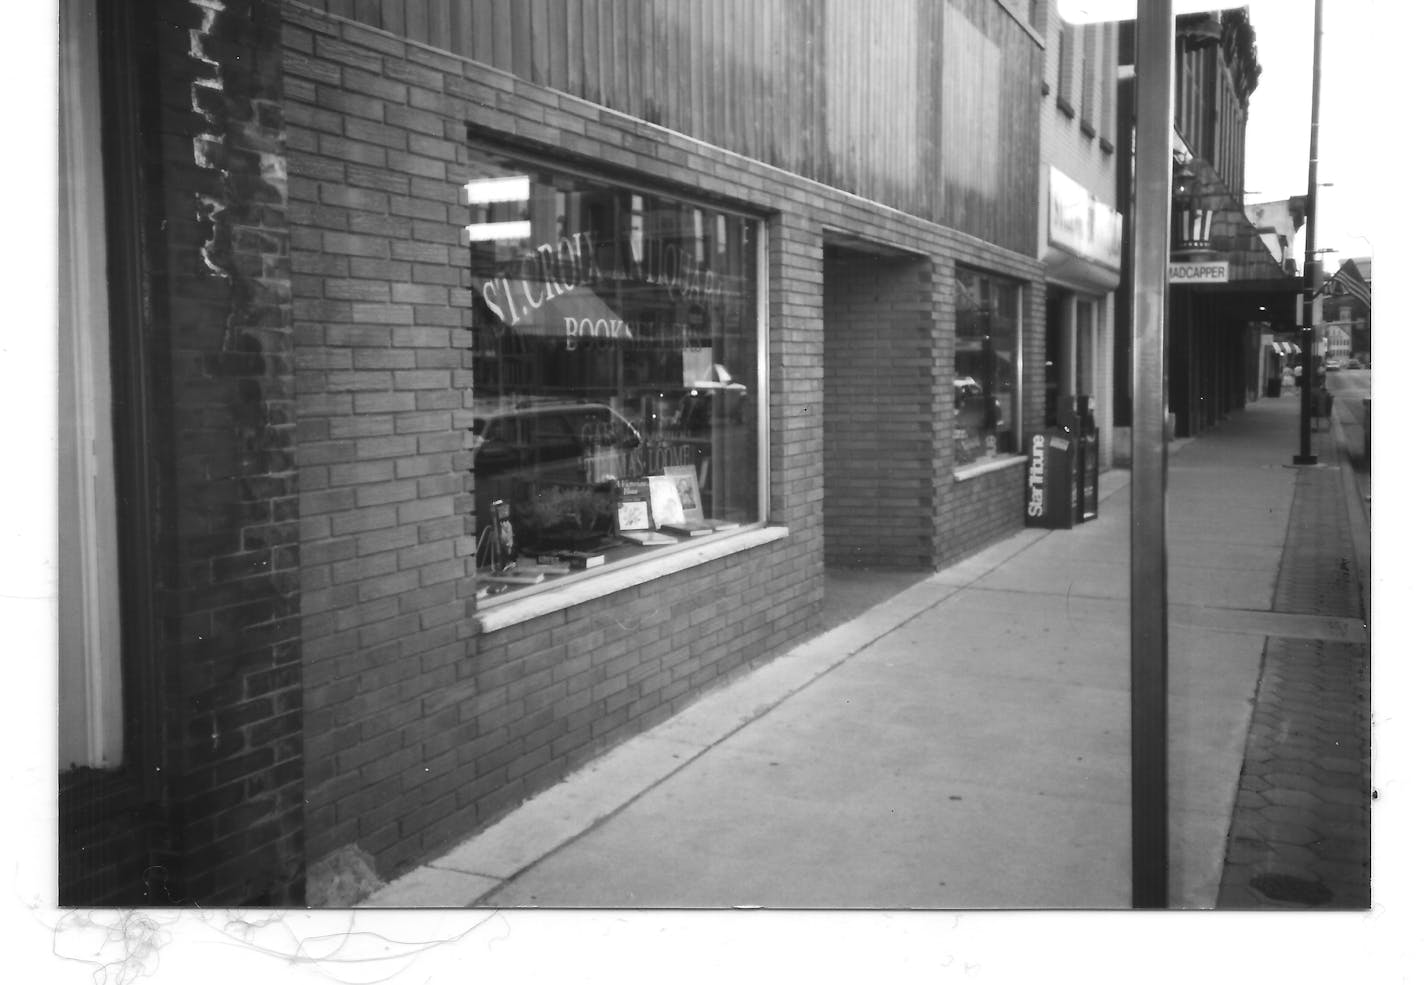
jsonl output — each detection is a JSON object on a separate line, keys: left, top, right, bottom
{"left": 1129, "top": 0, "right": 1172, "bottom": 909}
{"left": 1295, "top": 0, "right": 1324, "bottom": 465}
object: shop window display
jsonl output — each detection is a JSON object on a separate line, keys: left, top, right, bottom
{"left": 464, "top": 146, "right": 762, "bottom": 596}
{"left": 953, "top": 269, "right": 1022, "bottom": 468}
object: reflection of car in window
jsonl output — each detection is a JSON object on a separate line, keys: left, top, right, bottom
{"left": 953, "top": 377, "right": 1000, "bottom": 431}
{"left": 472, "top": 400, "right": 643, "bottom": 553}
{"left": 632, "top": 383, "right": 748, "bottom": 435}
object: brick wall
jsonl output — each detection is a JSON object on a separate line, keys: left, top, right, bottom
{"left": 766, "top": 212, "right": 827, "bottom": 567}
{"left": 1022, "top": 280, "right": 1049, "bottom": 433}
{"left": 944, "top": 465, "right": 1028, "bottom": 565}
{"left": 141, "top": 0, "right": 303, "bottom": 905}
{"left": 824, "top": 252, "right": 937, "bottom": 569}
{"left": 58, "top": 768, "right": 157, "bottom": 905}
{"left": 285, "top": 6, "right": 1044, "bottom": 884}
{"left": 283, "top": 8, "right": 480, "bottom": 872}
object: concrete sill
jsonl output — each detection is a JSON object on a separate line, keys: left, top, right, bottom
{"left": 473, "top": 525, "right": 790, "bottom": 634}
{"left": 953, "top": 454, "right": 1027, "bottom": 482}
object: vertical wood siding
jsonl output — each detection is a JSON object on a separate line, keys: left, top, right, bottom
{"left": 301, "top": 0, "right": 1040, "bottom": 253}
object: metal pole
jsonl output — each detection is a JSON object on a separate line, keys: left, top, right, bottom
{"left": 1295, "top": 0, "right": 1323, "bottom": 465}
{"left": 1130, "top": 0, "right": 1172, "bottom": 909}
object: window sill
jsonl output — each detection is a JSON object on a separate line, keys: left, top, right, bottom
{"left": 1056, "top": 96, "right": 1076, "bottom": 119}
{"left": 473, "top": 525, "right": 790, "bottom": 634}
{"left": 953, "top": 454, "right": 1027, "bottom": 482}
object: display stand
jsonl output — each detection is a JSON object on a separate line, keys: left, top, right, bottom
{"left": 1027, "top": 396, "right": 1100, "bottom": 529}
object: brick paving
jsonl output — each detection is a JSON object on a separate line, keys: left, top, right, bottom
{"left": 1216, "top": 431, "right": 1371, "bottom": 909}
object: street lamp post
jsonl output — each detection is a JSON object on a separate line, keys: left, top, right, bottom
{"left": 1295, "top": 0, "right": 1324, "bottom": 465}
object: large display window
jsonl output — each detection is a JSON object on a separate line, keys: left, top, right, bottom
{"left": 464, "top": 146, "right": 763, "bottom": 598}
{"left": 953, "top": 268, "right": 1022, "bottom": 468}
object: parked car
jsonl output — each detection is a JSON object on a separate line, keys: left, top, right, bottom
{"left": 1346, "top": 357, "right": 1362, "bottom": 370}
{"left": 954, "top": 376, "right": 1001, "bottom": 431}
{"left": 1324, "top": 358, "right": 1342, "bottom": 371}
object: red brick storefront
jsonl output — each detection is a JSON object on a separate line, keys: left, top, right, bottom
{"left": 62, "top": 0, "right": 1046, "bottom": 905}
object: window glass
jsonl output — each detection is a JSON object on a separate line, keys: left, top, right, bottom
{"left": 954, "top": 268, "right": 1021, "bottom": 468}
{"left": 464, "top": 146, "right": 762, "bottom": 596}
{"left": 1080, "top": 26, "right": 1098, "bottom": 127}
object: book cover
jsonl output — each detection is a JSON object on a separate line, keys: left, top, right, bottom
{"left": 615, "top": 478, "right": 652, "bottom": 531}
{"left": 480, "top": 568, "right": 546, "bottom": 586}
{"left": 660, "top": 520, "right": 715, "bottom": 537}
{"left": 662, "top": 464, "right": 704, "bottom": 521}
{"left": 536, "top": 550, "right": 606, "bottom": 569}
{"left": 646, "top": 474, "right": 686, "bottom": 528}
{"left": 562, "top": 550, "right": 606, "bottom": 569}
{"left": 526, "top": 560, "right": 571, "bottom": 575}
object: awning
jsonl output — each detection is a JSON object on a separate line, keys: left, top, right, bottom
{"left": 1043, "top": 244, "right": 1122, "bottom": 292}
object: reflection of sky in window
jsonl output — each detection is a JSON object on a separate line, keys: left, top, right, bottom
{"left": 630, "top": 194, "right": 644, "bottom": 264}
{"left": 464, "top": 174, "right": 531, "bottom": 244}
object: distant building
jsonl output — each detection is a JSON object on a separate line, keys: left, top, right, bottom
{"left": 1114, "top": 6, "right": 1298, "bottom": 439}
{"left": 1247, "top": 197, "right": 1307, "bottom": 275}
{"left": 1324, "top": 257, "right": 1372, "bottom": 361}
{"left": 1035, "top": 2, "right": 1123, "bottom": 465}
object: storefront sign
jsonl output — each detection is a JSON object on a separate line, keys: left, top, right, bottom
{"left": 1047, "top": 168, "right": 1122, "bottom": 270}
{"left": 1168, "top": 260, "right": 1229, "bottom": 283}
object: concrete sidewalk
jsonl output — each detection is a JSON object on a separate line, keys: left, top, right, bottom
{"left": 362, "top": 394, "right": 1369, "bottom": 910}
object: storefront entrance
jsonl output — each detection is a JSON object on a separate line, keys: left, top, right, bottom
{"left": 822, "top": 237, "right": 936, "bottom": 570}
{"left": 1046, "top": 286, "right": 1101, "bottom": 429}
